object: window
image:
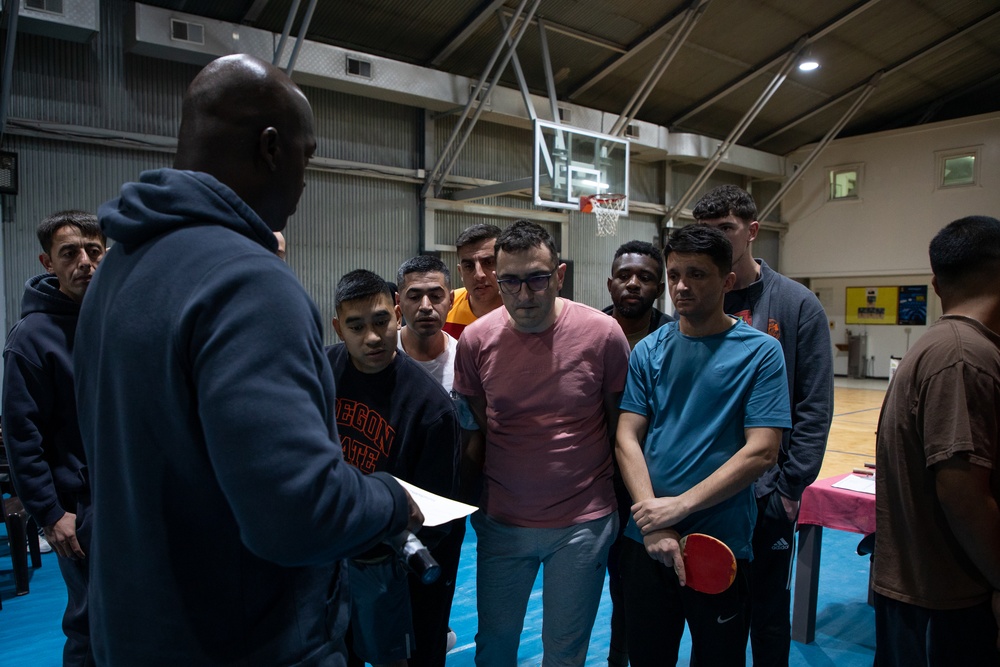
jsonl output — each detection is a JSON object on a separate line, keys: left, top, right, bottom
{"left": 936, "top": 147, "right": 980, "bottom": 189}
{"left": 347, "top": 57, "right": 373, "bottom": 79}
{"left": 828, "top": 164, "right": 861, "bottom": 201}
{"left": 26, "top": 0, "right": 64, "bottom": 13}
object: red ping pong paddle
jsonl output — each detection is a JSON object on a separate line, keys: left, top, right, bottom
{"left": 679, "top": 533, "right": 737, "bottom": 594}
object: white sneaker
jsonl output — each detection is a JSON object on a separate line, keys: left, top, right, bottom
{"left": 446, "top": 629, "right": 457, "bottom": 652}
{"left": 36, "top": 532, "right": 52, "bottom": 554}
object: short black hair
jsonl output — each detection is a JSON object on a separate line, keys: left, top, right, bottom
{"left": 664, "top": 225, "right": 733, "bottom": 276}
{"left": 495, "top": 220, "right": 558, "bottom": 266}
{"left": 691, "top": 185, "right": 757, "bottom": 223}
{"left": 37, "top": 210, "right": 104, "bottom": 254}
{"left": 335, "top": 269, "right": 394, "bottom": 312}
{"left": 397, "top": 255, "right": 450, "bottom": 288}
{"left": 929, "top": 215, "right": 1000, "bottom": 291}
{"left": 455, "top": 223, "right": 502, "bottom": 251}
{"left": 614, "top": 240, "right": 664, "bottom": 280}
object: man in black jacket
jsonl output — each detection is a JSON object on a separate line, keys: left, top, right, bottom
{"left": 329, "top": 269, "right": 461, "bottom": 667}
{"left": 602, "top": 239, "right": 673, "bottom": 667}
{"left": 2, "top": 210, "right": 105, "bottom": 666}
{"left": 603, "top": 239, "right": 673, "bottom": 349}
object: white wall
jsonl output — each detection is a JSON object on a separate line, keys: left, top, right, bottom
{"left": 781, "top": 111, "right": 1000, "bottom": 278}
{"left": 812, "top": 274, "right": 940, "bottom": 378}
{"left": 779, "top": 112, "right": 1000, "bottom": 375}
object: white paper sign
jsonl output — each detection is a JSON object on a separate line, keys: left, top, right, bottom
{"left": 391, "top": 476, "right": 478, "bottom": 527}
{"left": 831, "top": 473, "right": 876, "bottom": 495}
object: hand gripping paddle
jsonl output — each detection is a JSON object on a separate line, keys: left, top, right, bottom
{"left": 679, "top": 533, "right": 737, "bottom": 594}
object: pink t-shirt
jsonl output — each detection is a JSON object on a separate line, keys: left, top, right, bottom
{"left": 454, "top": 299, "right": 630, "bottom": 527}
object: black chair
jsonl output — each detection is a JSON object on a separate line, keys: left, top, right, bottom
{"left": 1, "top": 460, "right": 44, "bottom": 603}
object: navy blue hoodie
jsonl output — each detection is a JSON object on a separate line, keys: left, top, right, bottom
{"left": 3, "top": 274, "right": 89, "bottom": 527}
{"left": 74, "top": 169, "right": 409, "bottom": 666}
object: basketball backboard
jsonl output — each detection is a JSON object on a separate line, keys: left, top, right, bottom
{"left": 533, "top": 119, "right": 629, "bottom": 213}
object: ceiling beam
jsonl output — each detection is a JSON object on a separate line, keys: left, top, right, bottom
{"left": 499, "top": 10, "right": 627, "bottom": 54}
{"left": 751, "top": 7, "right": 1000, "bottom": 147}
{"left": 669, "top": 0, "right": 883, "bottom": 128}
{"left": 285, "top": 0, "right": 319, "bottom": 74}
{"left": 757, "top": 73, "right": 881, "bottom": 221}
{"left": 611, "top": 0, "right": 711, "bottom": 136}
{"left": 423, "top": 0, "right": 542, "bottom": 198}
{"left": 241, "top": 0, "right": 271, "bottom": 25}
{"left": 429, "top": 0, "right": 507, "bottom": 67}
{"left": 273, "top": 0, "right": 302, "bottom": 65}
{"left": 567, "top": 2, "right": 695, "bottom": 101}
{"left": 666, "top": 44, "right": 804, "bottom": 222}
{"left": 915, "top": 70, "right": 1000, "bottom": 126}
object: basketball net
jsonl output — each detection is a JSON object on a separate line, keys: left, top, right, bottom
{"left": 588, "top": 194, "right": 626, "bottom": 237}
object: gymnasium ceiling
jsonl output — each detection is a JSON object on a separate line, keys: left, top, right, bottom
{"left": 143, "top": 0, "right": 1000, "bottom": 156}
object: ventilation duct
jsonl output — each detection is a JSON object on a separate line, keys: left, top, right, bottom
{"left": 17, "top": 0, "right": 98, "bottom": 43}
{"left": 124, "top": 3, "right": 783, "bottom": 178}
{"left": 126, "top": 2, "right": 272, "bottom": 66}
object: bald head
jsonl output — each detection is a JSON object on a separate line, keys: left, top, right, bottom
{"left": 175, "top": 54, "right": 316, "bottom": 231}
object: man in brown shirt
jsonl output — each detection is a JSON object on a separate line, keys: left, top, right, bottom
{"left": 873, "top": 215, "right": 1000, "bottom": 666}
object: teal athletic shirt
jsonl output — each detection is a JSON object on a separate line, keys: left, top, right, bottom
{"left": 619, "top": 319, "right": 791, "bottom": 560}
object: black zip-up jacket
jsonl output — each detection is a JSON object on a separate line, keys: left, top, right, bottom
{"left": 725, "top": 259, "right": 834, "bottom": 501}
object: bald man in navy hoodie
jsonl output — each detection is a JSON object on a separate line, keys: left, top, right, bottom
{"left": 74, "top": 54, "right": 418, "bottom": 666}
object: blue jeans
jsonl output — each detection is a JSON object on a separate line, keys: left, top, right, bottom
{"left": 471, "top": 511, "right": 617, "bottom": 667}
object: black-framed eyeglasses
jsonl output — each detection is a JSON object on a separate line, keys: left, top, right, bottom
{"left": 497, "top": 273, "right": 553, "bottom": 295}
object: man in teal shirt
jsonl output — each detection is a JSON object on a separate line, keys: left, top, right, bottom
{"left": 615, "top": 224, "right": 790, "bottom": 666}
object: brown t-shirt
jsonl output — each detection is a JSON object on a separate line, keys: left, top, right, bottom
{"left": 873, "top": 315, "right": 1000, "bottom": 609}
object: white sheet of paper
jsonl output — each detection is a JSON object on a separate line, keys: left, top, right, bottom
{"left": 391, "top": 476, "right": 478, "bottom": 527}
{"left": 831, "top": 473, "right": 876, "bottom": 495}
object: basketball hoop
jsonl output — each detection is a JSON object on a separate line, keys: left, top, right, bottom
{"left": 581, "top": 193, "right": 627, "bottom": 237}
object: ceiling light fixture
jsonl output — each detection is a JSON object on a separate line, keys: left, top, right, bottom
{"left": 798, "top": 48, "right": 820, "bottom": 72}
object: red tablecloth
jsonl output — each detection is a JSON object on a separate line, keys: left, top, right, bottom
{"left": 798, "top": 473, "right": 876, "bottom": 535}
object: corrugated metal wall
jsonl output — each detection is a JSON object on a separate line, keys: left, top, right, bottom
{"left": 570, "top": 210, "right": 663, "bottom": 311}
{"left": 312, "top": 86, "right": 420, "bottom": 169}
{"left": 288, "top": 172, "right": 419, "bottom": 343}
{"left": 0, "top": 140, "right": 422, "bottom": 347}
{"left": 9, "top": 1, "right": 194, "bottom": 136}
{"left": 630, "top": 160, "right": 664, "bottom": 205}
{"left": 435, "top": 116, "right": 533, "bottom": 183}
{"left": 1, "top": 135, "right": 172, "bottom": 333}
{"left": 1, "top": 1, "right": 427, "bottom": 347}
{"left": 1, "top": 1, "right": 766, "bottom": 353}
{"left": 670, "top": 162, "right": 745, "bottom": 205}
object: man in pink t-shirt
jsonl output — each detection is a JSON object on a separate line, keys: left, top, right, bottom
{"left": 454, "top": 220, "right": 630, "bottom": 666}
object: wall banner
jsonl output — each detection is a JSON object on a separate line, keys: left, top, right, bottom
{"left": 846, "top": 286, "right": 899, "bottom": 325}
{"left": 897, "top": 285, "right": 927, "bottom": 325}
